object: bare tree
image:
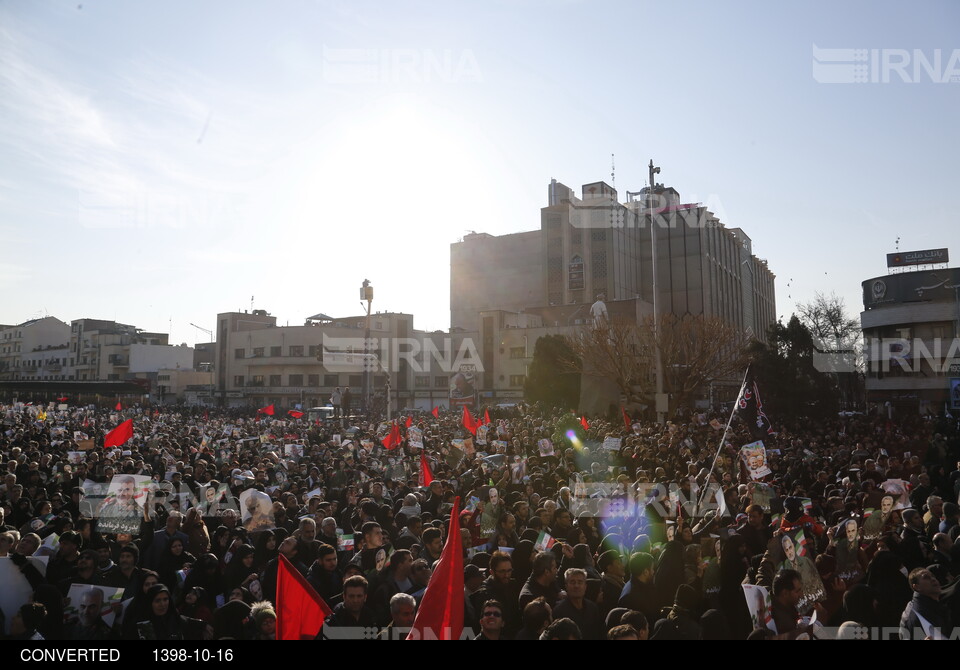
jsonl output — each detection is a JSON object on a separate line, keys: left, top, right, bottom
{"left": 796, "top": 291, "right": 864, "bottom": 408}
{"left": 563, "top": 314, "right": 751, "bottom": 413}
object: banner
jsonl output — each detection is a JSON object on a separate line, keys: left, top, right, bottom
{"left": 772, "top": 529, "right": 825, "bottom": 612}
{"left": 449, "top": 364, "right": 477, "bottom": 409}
{"left": 742, "top": 584, "right": 777, "bottom": 633}
{"left": 96, "top": 475, "right": 153, "bottom": 535}
{"left": 407, "top": 426, "right": 424, "bottom": 450}
{"left": 63, "top": 584, "right": 126, "bottom": 628}
{"left": 240, "top": 489, "right": 275, "bottom": 533}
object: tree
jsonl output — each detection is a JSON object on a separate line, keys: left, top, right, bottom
{"left": 524, "top": 335, "right": 581, "bottom": 409}
{"left": 563, "top": 314, "right": 752, "bottom": 414}
{"left": 748, "top": 315, "right": 839, "bottom": 419}
{"left": 796, "top": 292, "right": 864, "bottom": 409}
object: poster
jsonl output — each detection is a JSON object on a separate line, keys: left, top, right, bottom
{"left": 67, "top": 451, "right": 86, "bottom": 465}
{"left": 449, "top": 364, "right": 477, "bottom": 409}
{"left": 475, "top": 424, "right": 488, "bottom": 446}
{"left": 602, "top": 437, "right": 622, "bottom": 451}
{"left": 771, "top": 529, "right": 825, "bottom": 613}
{"left": 285, "top": 444, "right": 305, "bottom": 460}
{"left": 96, "top": 475, "right": 153, "bottom": 535}
{"left": 742, "top": 584, "right": 777, "bottom": 633}
{"left": 407, "top": 426, "right": 423, "bottom": 450}
{"left": 537, "top": 439, "right": 554, "bottom": 457}
{"left": 740, "top": 441, "right": 771, "bottom": 480}
{"left": 239, "top": 489, "right": 275, "bottom": 532}
{"left": 63, "top": 584, "right": 126, "bottom": 628}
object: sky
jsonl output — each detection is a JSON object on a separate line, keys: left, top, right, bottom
{"left": 2, "top": 0, "right": 958, "bottom": 345}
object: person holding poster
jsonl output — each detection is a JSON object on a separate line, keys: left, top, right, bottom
{"left": 739, "top": 441, "right": 771, "bottom": 480}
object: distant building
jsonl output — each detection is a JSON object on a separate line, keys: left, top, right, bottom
{"left": 861, "top": 262, "right": 960, "bottom": 414}
{"left": 0, "top": 317, "right": 72, "bottom": 381}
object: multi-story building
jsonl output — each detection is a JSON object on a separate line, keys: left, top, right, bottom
{"left": 69, "top": 318, "right": 192, "bottom": 385}
{"left": 0, "top": 317, "right": 72, "bottom": 381}
{"left": 861, "top": 262, "right": 960, "bottom": 414}
{"left": 214, "top": 309, "right": 484, "bottom": 411}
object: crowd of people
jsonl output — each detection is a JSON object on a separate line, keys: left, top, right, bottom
{"left": 0, "top": 397, "right": 959, "bottom": 641}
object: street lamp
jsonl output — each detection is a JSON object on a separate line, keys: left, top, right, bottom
{"left": 648, "top": 159, "right": 667, "bottom": 424}
{"left": 360, "top": 279, "right": 374, "bottom": 417}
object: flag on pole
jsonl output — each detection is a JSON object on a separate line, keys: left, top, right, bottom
{"left": 104, "top": 419, "right": 134, "bottom": 448}
{"left": 736, "top": 373, "right": 775, "bottom": 440}
{"left": 258, "top": 404, "right": 275, "bottom": 416}
{"left": 432, "top": 406, "right": 440, "bottom": 419}
{"left": 115, "top": 401, "right": 123, "bottom": 411}
{"left": 419, "top": 451, "right": 434, "bottom": 487}
{"left": 276, "top": 553, "right": 332, "bottom": 640}
{"left": 288, "top": 410, "right": 304, "bottom": 419}
{"left": 580, "top": 416, "right": 590, "bottom": 431}
{"left": 462, "top": 406, "right": 477, "bottom": 436}
{"left": 405, "top": 415, "right": 413, "bottom": 428}
{"left": 484, "top": 409, "right": 492, "bottom": 426}
{"left": 622, "top": 407, "right": 631, "bottom": 429}
{"left": 406, "top": 497, "right": 464, "bottom": 640}
{"left": 56, "top": 396, "right": 68, "bottom": 403}
{"left": 382, "top": 422, "right": 402, "bottom": 450}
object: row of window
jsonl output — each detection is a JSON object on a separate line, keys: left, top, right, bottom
{"left": 235, "top": 345, "right": 317, "bottom": 359}
{"left": 232, "top": 374, "right": 380, "bottom": 388}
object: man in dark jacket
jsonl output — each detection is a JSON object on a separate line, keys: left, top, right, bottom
{"left": 471, "top": 552, "right": 521, "bottom": 637}
{"left": 552, "top": 567, "right": 603, "bottom": 640}
{"left": 519, "top": 552, "right": 560, "bottom": 611}
{"left": 900, "top": 568, "right": 952, "bottom": 639}
{"left": 323, "top": 575, "right": 378, "bottom": 638}
{"left": 306, "top": 543, "right": 343, "bottom": 608}
{"left": 262, "top": 537, "right": 307, "bottom": 605}
{"left": 618, "top": 552, "right": 658, "bottom": 626}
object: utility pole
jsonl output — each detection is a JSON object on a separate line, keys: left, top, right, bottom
{"left": 648, "top": 159, "right": 667, "bottom": 424}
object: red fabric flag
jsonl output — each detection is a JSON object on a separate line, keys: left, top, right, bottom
{"left": 432, "top": 406, "right": 439, "bottom": 419}
{"left": 462, "top": 406, "right": 477, "bottom": 436}
{"left": 82, "top": 416, "right": 89, "bottom": 429}
{"left": 622, "top": 407, "right": 631, "bottom": 429}
{"left": 407, "top": 497, "right": 464, "bottom": 640}
{"left": 104, "top": 419, "right": 134, "bottom": 448}
{"left": 276, "top": 553, "right": 332, "bottom": 640}
{"left": 484, "top": 409, "right": 491, "bottom": 426}
{"left": 419, "top": 452, "right": 434, "bottom": 487}
{"left": 258, "top": 404, "right": 275, "bottom": 416}
{"left": 115, "top": 401, "right": 122, "bottom": 411}
{"left": 405, "top": 415, "right": 413, "bottom": 428}
{"left": 580, "top": 416, "right": 590, "bottom": 431}
{"left": 382, "top": 422, "right": 402, "bottom": 450}
{"left": 56, "top": 396, "right": 68, "bottom": 403}
{"left": 288, "top": 410, "right": 305, "bottom": 419}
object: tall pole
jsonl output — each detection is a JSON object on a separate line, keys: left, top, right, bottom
{"left": 648, "top": 159, "right": 665, "bottom": 424}
{"left": 361, "top": 279, "right": 373, "bottom": 419}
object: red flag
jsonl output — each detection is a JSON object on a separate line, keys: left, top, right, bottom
{"left": 622, "top": 407, "right": 631, "bottom": 429}
{"left": 82, "top": 416, "right": 90, "bottom": 429}
{"left": 405, "top": 415, "right": 413, "bottom": 428}
{"left": 419, "top": 452, "right": 434, "bottom": 487}
{"left": 115, "top": 401, "right": 122, "bottom": 411}
{"left": 382, "top": 422, "right": 402, "bottom": 450}
{"left": 484, "top": 409, "right": 491, "bottom": 426}
{"left": 462, "top": 406, "right": 477, "bottom": 436}
{"left": 580, "top": 416, "right": 590, "bottom": 431}
{"left": 258, "top": 404, "right": 275, "bottom": 416}
{"left": 288, "top": 410, "right": 304, "bottom": 419}
{"left": 104, "top": 419, "right": 134, "bottom": 448}
{"left": 56, "top": 396, "right": 68, "bottom": 403}
{"left": 407, "top": 497, "right": 463, "bottom": 640}
{"left": 276, "top": 553, "right": 332, "bottom": 640}
{"left": 431, "top": 406, "right": 440, "bottom": 419}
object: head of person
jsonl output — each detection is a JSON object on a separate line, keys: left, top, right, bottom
{"left": 564, "top": 567, "right": 587, "bottom": 600}
{"left": 342, "top": 575, "right": 369, "bottom": 615}
{"left": 480, "top": 599, "right": 504, "bottom": 637}
{"left": 422, "top": 527, "right": 443, "bottom": 557}
{"left": 539, "top": 617, "right": 582, "bottom": 640}
{"left": 607, "top": 624, "right": 639, "bottom": 640}
{"left": 620, "top": 610, "right": 649, "bottom": 640}
{"left": 628, "top": 552, "right": 654, "bottom": 583}
{"left": 522, "top": 597, "right": 552, "bottom": 635}
{"left": 773, "top": 569, "right": 803, "bottom": 609}
{"left": 298, "top": 517, "right": 317, "bottom": 542}
{"left": 389, "top": 592, "right": 416, "bottom": 628}
{"left": 532, "top": 551, "right": 558, "bottom": 581}
{"left": 147, "top": 584, "right": 172, "bottom": 618}
{"left": 908, "top": 568, "right": 942, "bottom": 601}
{"left": 489, "top": 551, "right": 514, "bottom": 585}
{"left": 361, "top": 521, "right": 384, "bottom": 550}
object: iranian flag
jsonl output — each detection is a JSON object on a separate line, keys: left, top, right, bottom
{"left": 534, "top": 531, "right": 556, "bottom": 552}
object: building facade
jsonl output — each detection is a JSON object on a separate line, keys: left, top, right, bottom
{"left": 861, "top": 265, "right": 960, "bottom": 414}
{"left": 0, "top": 317, "right": 72, "bottom": 381}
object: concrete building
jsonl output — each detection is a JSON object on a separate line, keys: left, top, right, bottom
{"left": 155, "top": 368, "right": 215, "bottom": 404}
{"left": 214, "top": 309, "right": 483, "bottom": 411}
{"left": 0, "top": 317, "right": 72, "bottom": 381}
{"left": 861, "top": 263, "right": 960, "bottom": 414}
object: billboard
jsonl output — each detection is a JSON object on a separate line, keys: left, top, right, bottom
{"left": 886, "top": 248, "right": 949, "bottom": 268}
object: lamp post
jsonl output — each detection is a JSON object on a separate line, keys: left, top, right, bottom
{"left": 360, "top": 279, "right": 373, "bottom": 417}
{"left": 648, "top": 159, "right": 666, "bottom": 424}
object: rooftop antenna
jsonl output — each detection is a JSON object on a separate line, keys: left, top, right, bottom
{"left": 610, "top": 153, "right": 615, "bottom": 189}
{"left": 895, "top": 236, "right": 900, "bottom": 252}
{"left": 251, "top": 295, "right": 254, "bottom": 312}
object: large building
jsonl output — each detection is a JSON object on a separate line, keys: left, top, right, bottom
{"left": 0, "top": 317, "right": 72, "bottom": 381}
{"left": 452, "top": 177, "right": 776, "bottom": 343}
{"left": 861, "top": 255, "right": 960, "bottom": 414}
{"left": 69, "top": 319, "right": 191, "bottom": 383}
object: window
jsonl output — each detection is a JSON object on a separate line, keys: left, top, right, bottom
{"left": 253, "top": 347, "right": 264, "bottom": 358}
{"left": 234, "top": 348, "right": 245, "bottom": 359}
{"left": 348, "top": 374, "right": 362, "bottom": 387}
{"left": 251, "top": 375, "right": 264, "bottom": 386}
{"left": 270, "top": 346, "right": 281, "bottom": 357}
{"left": 289, "top": 374, "right": 303, "bottom": 386}
{"left": 307, "top": 374, "right": 320, "bottom": 387}
{"left": 509, "top": 347, "right": 525, "bottom": 359}
{"left": 289, "top": 345, "right": 304, "bottom": 357}
{"left": 434, "top": 375, "right": 448, "bottom": 387}
{"left": 324, "top": 374, "right": 339, "bottom": 387}
{"left": 269, "top": 374, "right": 281, "bottom": 387}
{"left": 415, "top": 376, "right": 430, "bottom": 387}
{"left": 509, "top": 375, "right": 525, "bottom": 387}
{"left": 234, "top": 375, "right": 245, "bottom": 386}
{"left": 308, "top": 345, "right": 319, "bottom": 358}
